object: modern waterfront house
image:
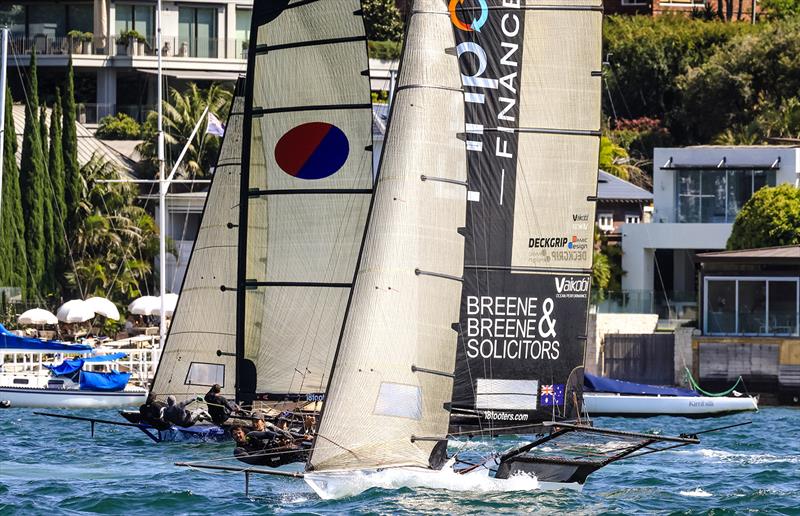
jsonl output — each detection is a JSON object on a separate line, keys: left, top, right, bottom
{"left": 1, "top": 0, "right": 252, "bottom": 122}
{"left": 621, "top": 145, "right": 800, "bottom": 320}
{"left": 694, "top": 245, "right": 800, "bottom": 403}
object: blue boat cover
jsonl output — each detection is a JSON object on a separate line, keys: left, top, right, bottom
{"left": 46, "top": 353, "right": 128, "bottom": 376}
{"left": 0, "top": 324, "right": 92, "bottom": 352}
{"left": 584, "top": 373, "right": 699, "bottom": 397}
{"left": 79, "top": 370, "right": 131, "bottom": 391}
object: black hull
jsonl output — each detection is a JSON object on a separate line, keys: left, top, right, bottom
{"left": 495, "top": 455, "right": 601, "bottom": 484}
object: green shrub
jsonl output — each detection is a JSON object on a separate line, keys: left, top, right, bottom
{"left": 368, "top": 40, "right": 401, "bottom": 60}
{"left": 728, "top": 184, "right": 800, "bottom": 250}
{"left": 96, "top": 113, "right": 142, "bottom": 140}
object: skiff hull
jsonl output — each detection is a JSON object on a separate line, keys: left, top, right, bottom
{"left": 304, "top": 462, "right": 581, "bottom": 500}
{"left": 583, "top": 393, "right": 759, "bottom": 417}
{"left": 0, "top": 386, "right": 146, "bottom": 408}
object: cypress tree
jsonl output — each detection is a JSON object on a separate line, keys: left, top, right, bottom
{"left": 39, "top": 104, "right": 57, "bottom": 295}
{"left": 62, "top": 56, "right": 81, "bottom": 230}
{"left": 49, "top": 89, "right": 68, "bottom": 289}
{"left": 19, "top": 50, "right": 46, "bottom": 298}
{"left": 0, "top": 88, "right": 27, "bottom": 294}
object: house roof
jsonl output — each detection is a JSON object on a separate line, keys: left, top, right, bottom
{"left": 597, "top": 170, "right": 653, "bottom": 201}
{"left": 12, "top": 104, "right": 136, "bottom": 178}
{"left": 697, "top": 245, "right": 800, "bottom": 263}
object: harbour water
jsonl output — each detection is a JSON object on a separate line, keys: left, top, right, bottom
{"left": 1, "top": 407, "right": 798, "bottom": 514}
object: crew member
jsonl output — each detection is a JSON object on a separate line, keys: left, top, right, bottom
{"left": 163, "top": 395, "right": 208, "bottom": 428}
{"left": 138, "top": 392, "right": 166, "bottom": 427}
{"left": 204, "top": 384, "right": 240, "bottom": 425}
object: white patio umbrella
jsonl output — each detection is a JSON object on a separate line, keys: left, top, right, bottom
{"left": 84, "top": 296, "right": 121, "bottom": 320}
{"left": 17, "top": 308, "right": 58, "bottom": 326}
{"left": 128, "top": 296, "right": 160, "bottom": 316}
{"left": 154, "top": 293, "right": 179, "bottom": 317}
{"left": 56, "top": 299, "right": 96, "bottom": 323}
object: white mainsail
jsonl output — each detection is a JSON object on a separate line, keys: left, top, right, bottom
{"left": 238, "top": 0, "right": 374, "bottom": 402}
{"left": 308, "top": 0, "right": 466, "bottom": 472}
{"left": 151, "top": 91, "right": 244, "bottom": 399}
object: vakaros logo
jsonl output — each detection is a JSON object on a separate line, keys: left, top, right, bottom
{"left": 449, "top": 0, "right": 489, "bottom": 32}
{"left": 555, "top": 276, "right": 590, "bottom": 298}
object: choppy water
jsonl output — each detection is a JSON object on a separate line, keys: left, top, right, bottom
{"left": 1, "top": 407, "right": 799, "bottom": 514}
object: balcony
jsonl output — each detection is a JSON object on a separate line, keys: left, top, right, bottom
{"left": 8, "top": 34, "right": 248, "bottom": 61}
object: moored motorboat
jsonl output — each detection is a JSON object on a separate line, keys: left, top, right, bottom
{"left": 1, "top": 326, "right": 146, "bottom": 408}
{"left": 583, "top": 373, "right": 759, "bottom": 417}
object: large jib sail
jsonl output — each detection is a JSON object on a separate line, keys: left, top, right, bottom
{"left": 150, "top": 80, "right": 245, "bottom": 400}
{"left": 307, "top": 0, "right": 466, "bottom": 472}
{"left": 449, "top": 0, "right": 603, "bottom": 432}
{"left": 236, "top": 0, "right": 374, "bottom": 406}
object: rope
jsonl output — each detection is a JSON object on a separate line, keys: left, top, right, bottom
{"left": 684, "top": 366, "right": 745, "bottom": 397}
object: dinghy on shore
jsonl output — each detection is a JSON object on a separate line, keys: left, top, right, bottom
{"left": 583, "top": 373, "right": 759, "bottom": 417}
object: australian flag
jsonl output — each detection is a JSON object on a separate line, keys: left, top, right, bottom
{"left": 540, "top": 384, "right": 565, "bottom": 407}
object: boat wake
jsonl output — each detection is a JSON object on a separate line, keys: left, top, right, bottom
{"left": 675, "top": 448, "right": 800, "bottom": 465}
{"left": 679, "top": 488, "right": 713, "bottom": 497}
{"left": 304, "top": 460, "right": 540, "bottom": 500}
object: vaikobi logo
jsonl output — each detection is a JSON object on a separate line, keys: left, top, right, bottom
{"left": 554, "top": 276, "right": 590, "bottom": 298}
{"left": 449, "top": 0, "right": 489, "bottom": 32}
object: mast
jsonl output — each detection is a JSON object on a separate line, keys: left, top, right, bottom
{"left": 0, "top": 27, "right": 8, "bottom": 216}
{"left": 157, "top": 0, "right": 167, "bottom": 348}
{"left": 449, "top": 0, "right": 603, "bottom": 433}
{"left": 308, "top": 0, "right": 466, "bottom": 473}
{"left": 235, "top": 1, "right": 374, "bottom": 405}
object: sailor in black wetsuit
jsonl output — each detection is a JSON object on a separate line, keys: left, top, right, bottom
{"left": 138, "top": 393, "right": 168, "bottom": 429}
{"left": 204, "top": 384, "right": 240, "bottom": 425}
{"left": 232, "top": 423, "right": 308, "bottom": 467}
{"left": 163, "top": 395, "right": 208, "bottom": 428}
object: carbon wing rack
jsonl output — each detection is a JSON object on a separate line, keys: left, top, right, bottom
{"left": 490, "top": 421, "right": 750, "bottom": 484}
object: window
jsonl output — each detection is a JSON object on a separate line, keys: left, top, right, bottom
{"left": 115, "top": 4, "right": 154, "bottom": 39}
{"left": 625, "top": 214, "right": 641, "bottom": 224}
{"left": 705, "top": 277, "right": 799, "bottom": 336}
{"left": 476, "top": 379, "right": 538, "bottom": 410}
{"left": 598, "top": 213, "right": 614, "bottom": 231}
{"left": 185, "top": 362, "right": 225, "bottom": 386}
{"left": 677, "top": 169, "right": 776, "bottom": 223}
{"left": 29, "top": 4, "right": 65, "bottom": 38}
{"left": 179, "top": 6, "right": 217, "bottom": 58}
{"left": 67, "top": 4, "right": 93, "bottom": 34}
{"left": 373, "top": 383, "right": 422, "bottom": 420}
{"left": 235, "top": 8, "right": 251, "bottom": 56}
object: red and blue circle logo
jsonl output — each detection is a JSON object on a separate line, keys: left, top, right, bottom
{"left": 274, "top": 122, "right": 349, "bottom": 180}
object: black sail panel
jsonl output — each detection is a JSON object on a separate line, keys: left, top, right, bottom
{"left": 450, "top": 0, "right": 602, "bottom": 433}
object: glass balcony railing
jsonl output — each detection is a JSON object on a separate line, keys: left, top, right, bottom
{"left": 7, "top": 34, "right": 246, "bottom": 60}
{"left": 593, "top": 289, "right": 699, "bottom": 320}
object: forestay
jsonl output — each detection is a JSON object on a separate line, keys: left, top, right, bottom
{"left": 449, "top": 0, "right": 603, "bottom": 432}
{"left": 308, "top": 0, "right": 467, "bottom": 472}
{"left": 237, "top": 0, "right": 374, "bottom": 403}
{"left": 151, "top": 83, "right": 245, "bottom": 400}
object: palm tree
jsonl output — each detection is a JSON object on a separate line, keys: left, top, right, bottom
{"left": 136, "top": 82, "right": 233, "bottom": 179}
{"left": 64, "top": 155, "right": 159, "bottom": 305}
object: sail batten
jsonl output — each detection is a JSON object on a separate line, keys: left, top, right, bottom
{"left": 237, "top": 0, "right": 374, "bottom": 402}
